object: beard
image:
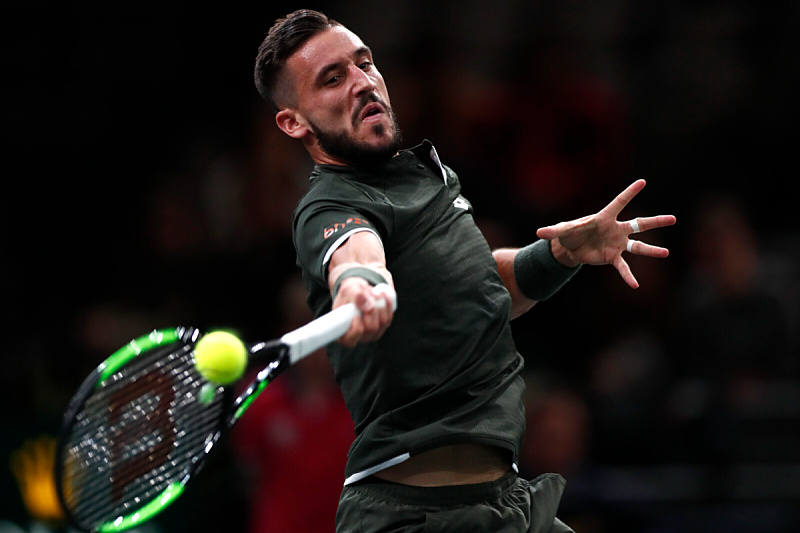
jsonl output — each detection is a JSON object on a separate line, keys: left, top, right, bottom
{"left": 309, "top": 96, "right": 403, "bottom": 167}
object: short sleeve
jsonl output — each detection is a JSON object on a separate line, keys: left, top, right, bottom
{"left": 294, "top": 201, "right": 384, "bottom": 284}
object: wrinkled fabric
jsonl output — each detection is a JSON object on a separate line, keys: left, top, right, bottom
{"left": 336, "top": 472, "right": 574, "bottom": 533}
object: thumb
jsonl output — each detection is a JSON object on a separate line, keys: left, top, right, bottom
{"left": 536, "top": 224, "right": 562, "bottom": 240}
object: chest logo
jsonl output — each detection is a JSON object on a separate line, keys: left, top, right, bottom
{"left": 453, "top": 197, "right": 470, "bottom": 211}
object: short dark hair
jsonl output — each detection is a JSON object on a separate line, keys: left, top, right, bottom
{"left": 254, "top": 9, "right": 340, "bottom": 112}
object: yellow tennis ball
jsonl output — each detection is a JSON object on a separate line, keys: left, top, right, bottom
{"left": 194, "top": 331, "right": 248, "bottom": 385}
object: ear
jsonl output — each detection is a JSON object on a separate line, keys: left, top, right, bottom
{"left": 275, "top": 108, "right": 311, "bottom": 139}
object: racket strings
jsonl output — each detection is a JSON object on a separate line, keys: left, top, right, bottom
{"left": 61, "top": 342, "right": 226, "bottom": 530}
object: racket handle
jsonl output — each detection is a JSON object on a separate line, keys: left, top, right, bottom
{"left": 280, "top": 284, "right": 396, "bottom": 364}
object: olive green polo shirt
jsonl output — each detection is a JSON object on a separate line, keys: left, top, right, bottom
{"left": 292, "top": 140, "right": 526, "bottom": 484}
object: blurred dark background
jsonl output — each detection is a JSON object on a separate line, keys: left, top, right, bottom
{"left": 2, "top": 1, "right": 799, "bottom": 532}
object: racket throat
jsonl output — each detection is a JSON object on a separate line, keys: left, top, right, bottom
{"left": 229, "top": 348, "right": 290, "bottom": 426}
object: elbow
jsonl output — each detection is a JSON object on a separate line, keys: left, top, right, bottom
{"left": 509, "top": 297, "right": 537, "bottom": 320}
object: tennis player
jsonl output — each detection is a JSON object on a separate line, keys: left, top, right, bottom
{"left": 254, "top": 9, "right": 675, "bottom": 532}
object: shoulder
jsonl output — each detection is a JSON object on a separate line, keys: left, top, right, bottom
{"left": 292, "top": 166, "right": 392, "bottom": 244}
{"left": 297, "top": 166, "right": 384, "bottom": 211}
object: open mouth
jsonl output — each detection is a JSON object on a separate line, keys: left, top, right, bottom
{"left": 359, "top": 102, "right": 385, "bottom": 123}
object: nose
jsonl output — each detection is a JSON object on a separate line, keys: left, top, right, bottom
{"left": 349, "top": 64, "right": 377, "bottom": 96}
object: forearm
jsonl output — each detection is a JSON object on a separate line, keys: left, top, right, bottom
{"left": 327, "top": 231, "right": 395, "bottom": 346}
{"left": 493, "top": 248, "right": 537, "bottom": 319}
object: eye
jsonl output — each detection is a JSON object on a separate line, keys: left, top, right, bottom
{"left": 359, "top": 61, "right": 373, "bottom": 70}
{"left": 325, "top": 75, "right": 342, "bottom": 86}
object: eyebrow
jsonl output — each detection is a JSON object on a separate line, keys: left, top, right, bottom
{"left": 314, "top": 46, "right": 373, "bottom": 86}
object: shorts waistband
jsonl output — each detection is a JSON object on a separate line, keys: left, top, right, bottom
{"left": 348, "top": 470, "right": 518, "bottom": 507}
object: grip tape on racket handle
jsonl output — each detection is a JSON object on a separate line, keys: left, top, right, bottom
{"left": 281, "top": 284, "right": 396, "bottom": 364}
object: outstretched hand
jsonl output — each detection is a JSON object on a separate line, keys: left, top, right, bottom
{"left": 536, "top": 179, "right": 676, "bottom": 289}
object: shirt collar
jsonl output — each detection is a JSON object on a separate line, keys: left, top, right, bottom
{"left": 407, "top": 140, "right": 448, "bottom": 184}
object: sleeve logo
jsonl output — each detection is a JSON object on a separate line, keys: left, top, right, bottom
{"left": 324, "top": 217, "right": 370, "bottom": 239}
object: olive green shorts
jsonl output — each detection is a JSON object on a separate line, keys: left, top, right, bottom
{"left": 336, "top": 471, "right": 574, "bottom": 533}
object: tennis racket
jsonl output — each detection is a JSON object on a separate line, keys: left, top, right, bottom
{"left": 55, "top": 284, "right": 396, "bottom": 533}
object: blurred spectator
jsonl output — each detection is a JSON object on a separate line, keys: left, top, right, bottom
{"left": 243, "top": 110, "right": 314, "bottom": 246}
{"left": 676, "top": 194, "right": 791, "bottom": 381}
{"left": 505, "top": 55, "right": 632, "bottom": 223}
{"left": 519, "top": 376, "right": 607, "bottom": 532}
{"left": 520, "top": 379, "right": 590, "bottom": 479}
{"left": 231, "top": 275, "right": 354, "bottom": 533}
{"left": 588, "top": 330, "right": 673, "bottom": 464}
{"left": 668, "top": 193, "right": 794, "bottom": 485}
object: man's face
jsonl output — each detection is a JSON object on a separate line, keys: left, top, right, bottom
{"left": 281, "top": 26, "right": 401, "bottom": 165}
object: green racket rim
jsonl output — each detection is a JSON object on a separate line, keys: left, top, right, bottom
{"left": 96, "top": 482, "right": 185, "bottom": 532}
{"left": 57, "top": 326, "right": 203, "bottom": 533}
{"left": 233, "top": 378, "right": 269, "bottom": 421}
{"left": 97, "top": 328, "right": 182, "bottom": 384}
